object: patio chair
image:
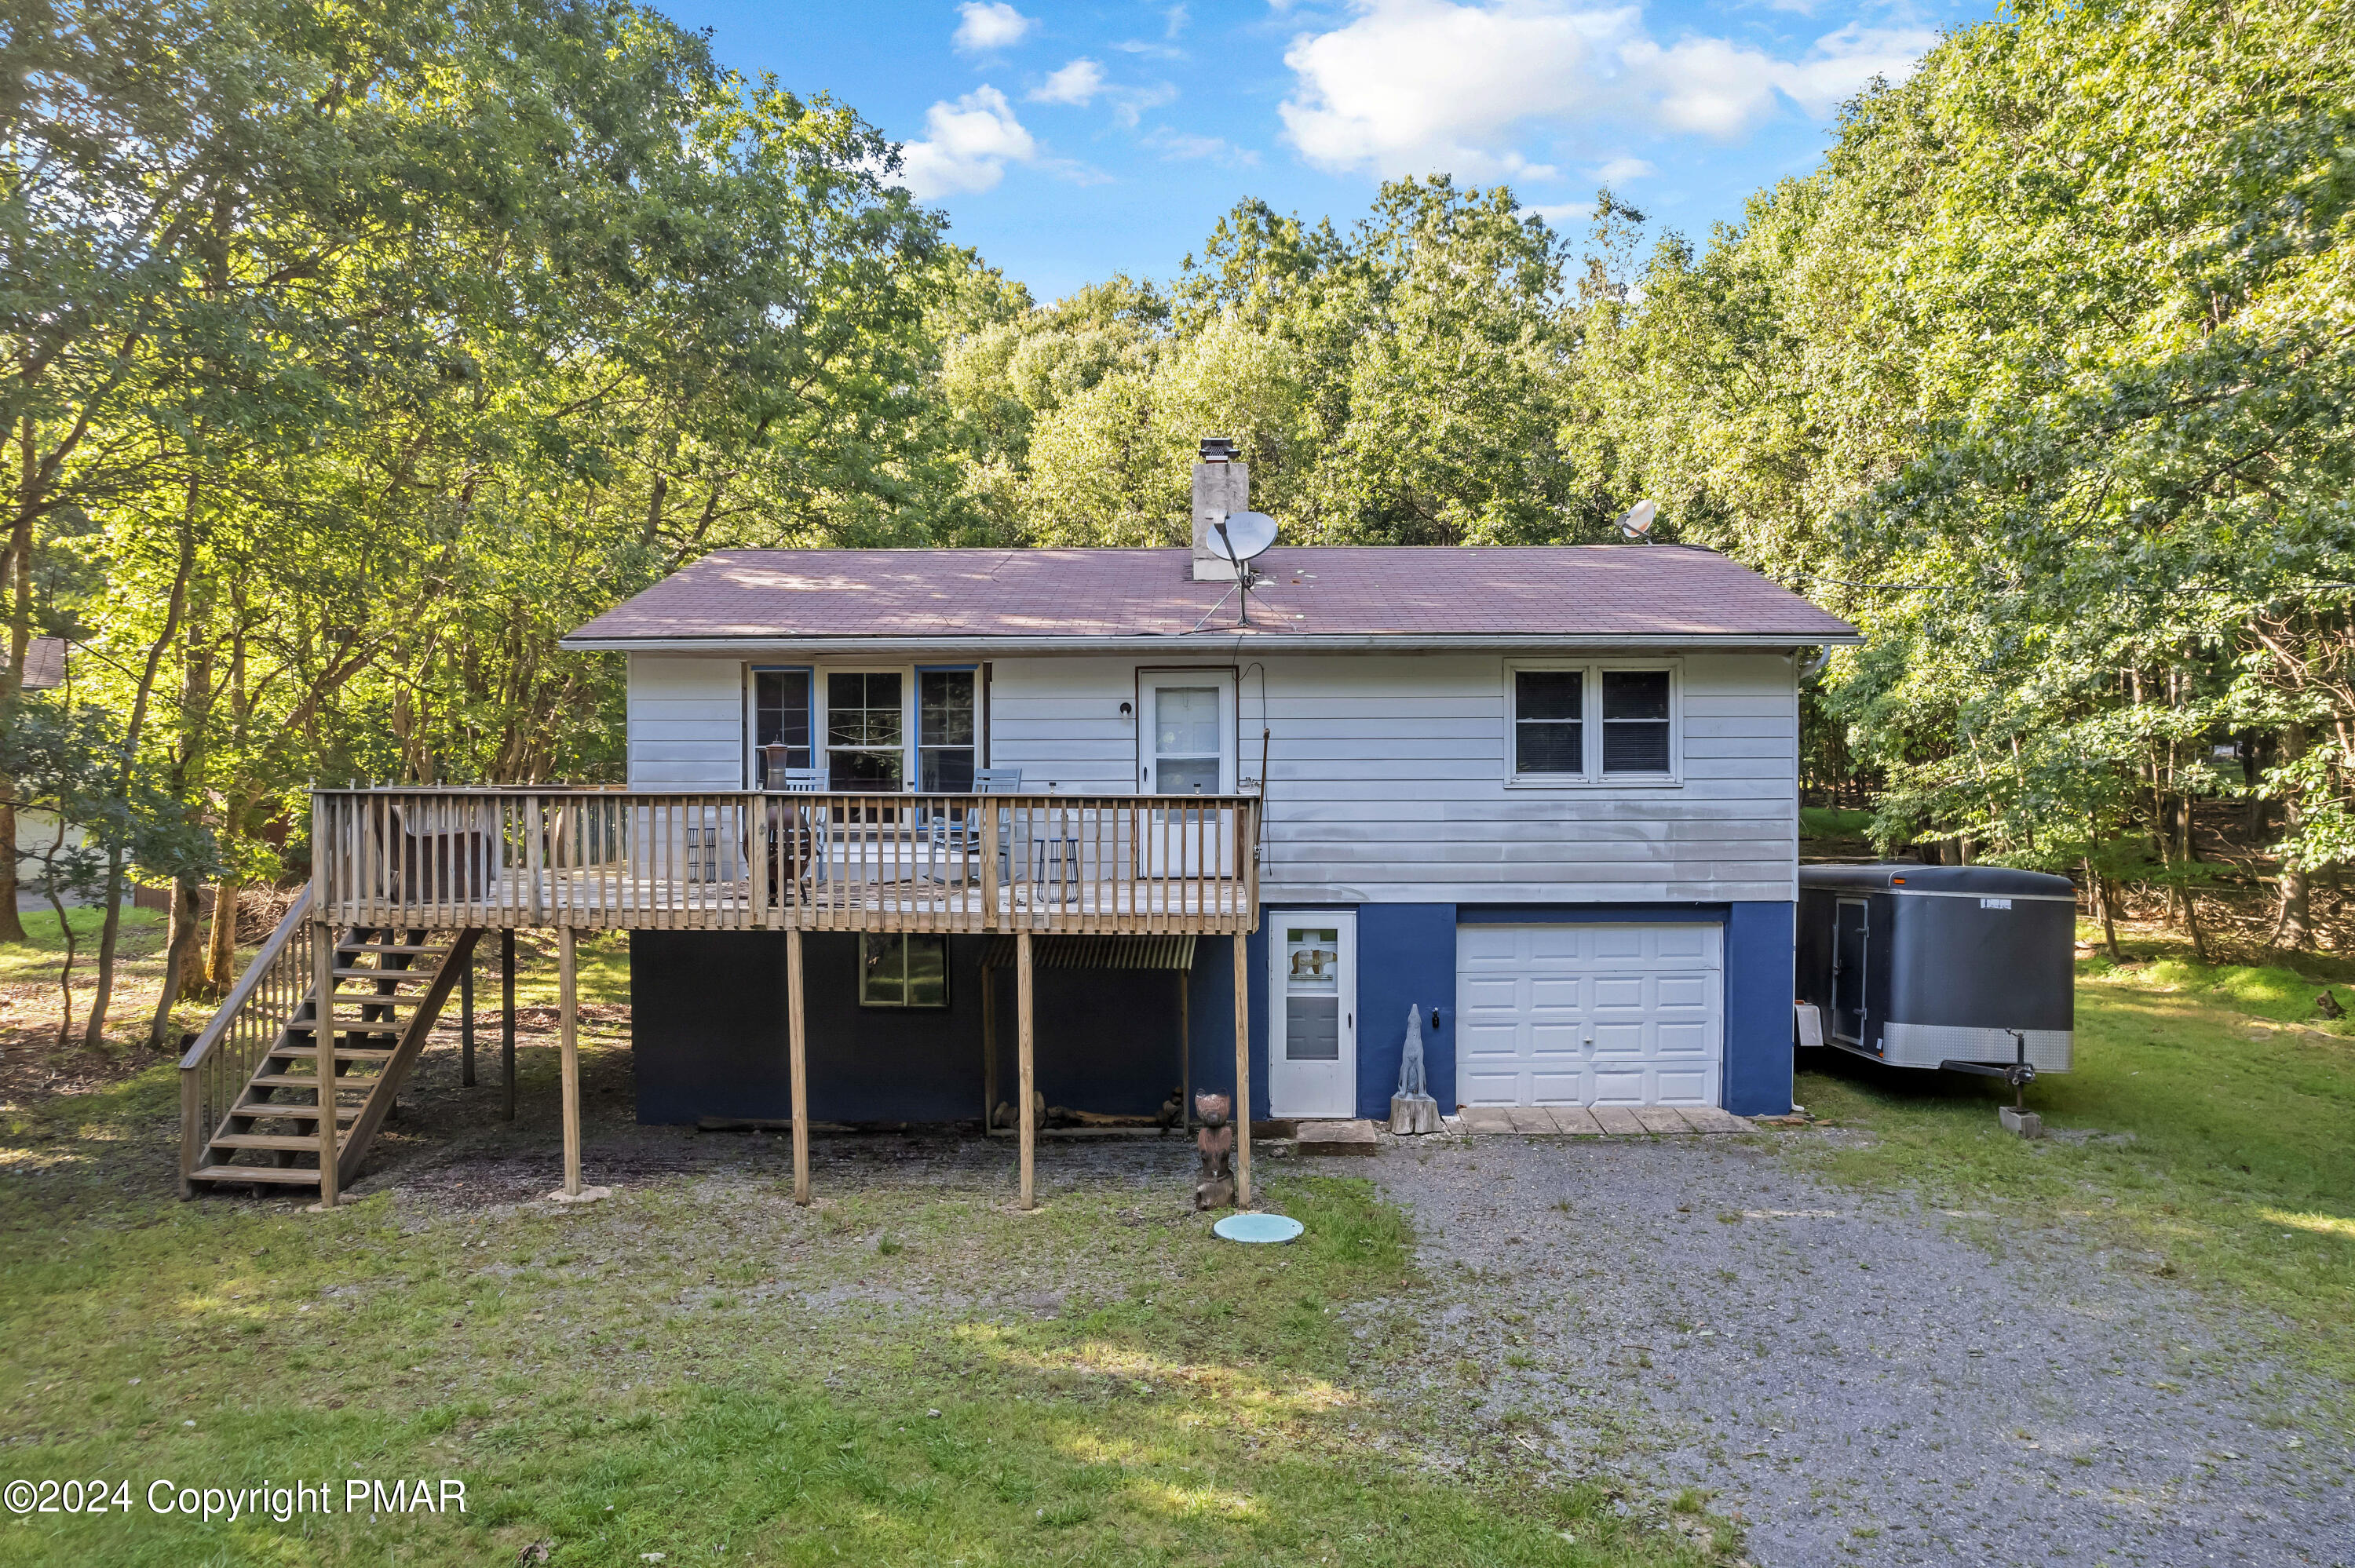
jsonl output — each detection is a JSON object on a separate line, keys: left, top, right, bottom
{"left": 922, "top": 768, "right": 1024, "bottom": 883}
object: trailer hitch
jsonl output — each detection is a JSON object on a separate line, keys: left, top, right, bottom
{"left": 1941, "top": 1030, "right": 2043, "bottom": 1136}
{"left": 1938, "top": 1058, "right": 2037, "bottom": 1090}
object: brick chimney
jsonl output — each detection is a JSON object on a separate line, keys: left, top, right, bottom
{"left": 1190, "top": 436, "right": 1247, "bottom": 581}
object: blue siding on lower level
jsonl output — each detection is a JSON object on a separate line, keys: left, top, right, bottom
{"left": 628, "top": 899, "right": 1797, "bottom": 1125}
{"left": 1724, "top": 900, "right": 1797, "bottom": 1116}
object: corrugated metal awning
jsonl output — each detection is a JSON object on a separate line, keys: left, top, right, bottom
{"left": 981, "top": 935, "right": 1198, "bottom": 971}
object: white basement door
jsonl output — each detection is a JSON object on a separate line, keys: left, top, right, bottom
{"left": 1455, "top": 924, "right": 1723, "bottom": 1107}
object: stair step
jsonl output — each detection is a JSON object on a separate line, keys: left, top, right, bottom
{"left": 267, "top": 1045, "right": 398, "bottom": 1062}
{"left": 332, "top": 966, "right": 436, "bottom": 981}
{"left": 343, "top": 943, "right": 441, "bottom": 955}
{"left": 191, "top": 1165, "right": 323, "bottom": 1187}
{"left": 246, "top": 1073, "right": 381, "bottom": 1091}
{"left": 207, "top": 1133, "right": 330, "bottom": 1152}
{"left": 225, "top": 1103, "right": 360, "bottom": 1122}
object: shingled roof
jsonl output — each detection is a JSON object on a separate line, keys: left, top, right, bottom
{"left": 564, "top": 546, "right": 1857, "bottom": 650}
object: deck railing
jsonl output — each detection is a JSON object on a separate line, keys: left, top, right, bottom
{"left": 177, "top": 884, "right": 315, "bottom": 1196}
{"left": 309, "top": 788, "right": 1260, "bottom": 935}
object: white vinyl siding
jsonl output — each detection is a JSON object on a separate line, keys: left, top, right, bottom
{"left": 623, "top": 648, "right": 1799, "bottom": 904}
{"left": 626, "top": 656, "right": 744, "bottom": 788}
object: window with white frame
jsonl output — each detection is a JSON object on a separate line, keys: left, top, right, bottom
{"left": 752, "top": 668, "right": 812, "bottom": 786}
{"left": 917, "top": 669, "right": 977, "bottom": 791}
{"left": 1601, "top": 669, "right": 1673, "bottom": 773}
{"left": 1512, "top": 668, "right": 1583, "bottom": 777}
{"left": 826, "top": 671, "right": 904, "bottom": 790}
{"left": 1506, "top": 661, "right": 1678, "bottom": 783}
{"left": 861, "top": 932, "right": 949, "bottom": 1008}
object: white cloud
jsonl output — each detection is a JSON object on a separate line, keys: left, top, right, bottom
{"left": 1028, "top": 60, "right": 1175, "bottom": 126}
{"left": 1594, "top": 155, "right": 1654, "bottom": 182}
{"left": 1144, "top": 128, "right": 1261, "bottom": 167}
{"left": 954, "top": 2, "right": 1034, "bottom": 53}
{"left": 1276, "top": 1, "right": 1936, "bottom": 178}
{"left": 1031, "top": 57, "right": 1106, "bottom": 105}
{"left": 1279, "top": 0, "right": 1601, "bottom": 180}
{"left": 896, "top": 86, "right": 1037, "bottom": 198}
{"left": 1108, "top": 81, "right": 1178, "bottom": 128}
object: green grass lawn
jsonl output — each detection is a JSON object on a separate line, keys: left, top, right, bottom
{"left": 0, "top": 906, "right": 163, "bottom": 983}
{"left": 1796, "top": 806, "right": 1874, "bottom": 842}
{"left": 0, "top": 1074, "right": 1722, "bottom": 1567}
{"left": 1795, "top": 930, "right": 2355, "bottom": 1390}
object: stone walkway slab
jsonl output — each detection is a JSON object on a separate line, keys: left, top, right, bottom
{"left": 1295, "top": 1118, "right": 1380, "bottom": 1155}
{"left": 1455, "top": 1103, "right": 1756, "bottom": 1137}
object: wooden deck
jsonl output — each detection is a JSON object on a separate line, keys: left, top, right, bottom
{"left": 312, "top": 788, "right": 1261, "bottom": 936}
{"left": 182, "top": 788, "right": 1265, "bottom": 1214}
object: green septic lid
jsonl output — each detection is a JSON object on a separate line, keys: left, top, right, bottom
{"left": 1214, "top": 1212, "right": 1304, "bottom": 1244}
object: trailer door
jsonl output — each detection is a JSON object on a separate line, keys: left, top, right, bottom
{"left": 1831, "top": 899, "right": 1868, "bottom": 1045}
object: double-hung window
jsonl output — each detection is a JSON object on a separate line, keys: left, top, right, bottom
{"left": 752, "top": 669, "right": 812, "bottom": 787}
{"left": 917, "top": 669, "right": 977, "bottom": 791}
{"left": 1506, "top": 661, "right": 1678, "bottom": 783}
{"left": 1512, "top": 669, "right": 1583, "bottom": 778}
{"left": 1601, "top": 669, "right": 1673, "bottom": 773}
{"left": 827, "top": 672, "right": 904, "bottom": 790}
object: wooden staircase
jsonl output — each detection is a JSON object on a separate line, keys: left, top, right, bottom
{"left": 184, "top": 922, "right": 482, "bottom": 1195}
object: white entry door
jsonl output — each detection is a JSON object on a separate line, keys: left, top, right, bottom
{"left": 1269, "top": 912, "right": 1357, "bottom": 1118}
{"left": 1455, "top": 923, "right": 1722, "bottom": 1107}
{"left": 1138, "top": 671, "right": 1235, "bottom": 877}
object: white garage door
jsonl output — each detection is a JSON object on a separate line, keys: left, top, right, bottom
{"left": 1456, "top": 924, "right": 1722, "bottom": 1107}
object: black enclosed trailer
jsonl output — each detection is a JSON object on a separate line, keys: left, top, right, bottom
{"left": 1795, "top": 865, "right": 2076, "bottom": 1074}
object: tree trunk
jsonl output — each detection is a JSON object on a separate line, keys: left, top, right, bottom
{"left": 82, "top": 498, "right": 197, "bottom": 1048}
{"left": 2085, "top": 856, "right": 2122, "bottom": 959}
{"left": 2277, "top": 722, "right": 2313, "bottom": 952}
{"left": 0, "top": 420, "right": 35, "bottom": 945}
{"left": 201, "top": 877, "right": 239, "bottom": 994}
{"left": 146, "top": 878, "right": 203, "bottom": 1048}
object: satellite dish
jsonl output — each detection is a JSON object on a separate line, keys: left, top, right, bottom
{"left": 1616, "top": 499, "right": 1657, "bottom": 541}
{"left": 1213, "top": 510, "right": 1278, "bottom": 563}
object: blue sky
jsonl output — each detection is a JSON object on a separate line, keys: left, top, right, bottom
{"left": 662, "top": 0, "right": 1999, "bottom": 301}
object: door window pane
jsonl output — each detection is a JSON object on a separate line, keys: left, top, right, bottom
{"left": 1154, "top": 687, "right": 1221, "bottom": 793}
{"left": 918, "top": 669, "right": 977, "bottom": 792}
{"left": 1514, "top": 669, "right": 1583, "bottom": 775}
{"left": 1286, "top": 997, "right": 1341, "bottom": 1059}
{"left": 1601, "top": 670, "right": 1672, "bottom": 774}
{"left": 1283, "top": 928, "right": 1341, "bottom": 1060}
{"left": 754, "top": 670, "right": 812, "bottom": 786}
{"left": 827, "top": 672, "right": 904, "bottom": 790}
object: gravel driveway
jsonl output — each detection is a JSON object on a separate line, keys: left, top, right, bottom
{"left": 1374, "top": 1130, "right": 2353, "bottom": 1568}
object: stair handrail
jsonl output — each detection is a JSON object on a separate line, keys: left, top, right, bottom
{"left": 179, "top": 884, "right": 314, "bottom": 1194}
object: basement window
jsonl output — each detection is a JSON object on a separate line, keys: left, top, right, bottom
{"left": 860, "top": 932, "right": 949, "bottom": 1008}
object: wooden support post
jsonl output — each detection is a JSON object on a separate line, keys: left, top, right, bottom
{"left": 500, "top": 929, "right": 516, "bottom": 1122}
{"left": 1232, "top": 932, "right": 1251, "bottom": 1209}
{"left": 1178, "top": 969, "right": 1190, "bottom": 1133}
{"left": 557, "top": 924, "right": 582, "bottom": 1197}
{"left": 980, "top": 963, "right": 998, "bottom": 1129}
{"left": 787, "top": 928, "right": 810, "bottom": 1205}
{"left": 311, "top": 919, "right": 341, "bottom": 1209}
{"left": 1017, "top": 929, "right": 1035, "bottom": 1210}
{"left": 460, "top": 949, "right": 476, "bottom": 1087}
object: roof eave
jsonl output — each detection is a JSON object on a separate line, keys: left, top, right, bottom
{"left": 560, "top": 630, "right": 1865, "bottom": 655}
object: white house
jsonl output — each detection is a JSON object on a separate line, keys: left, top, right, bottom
{"left": 559, "top": 454, "right": 1858, "bottom": 1126}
